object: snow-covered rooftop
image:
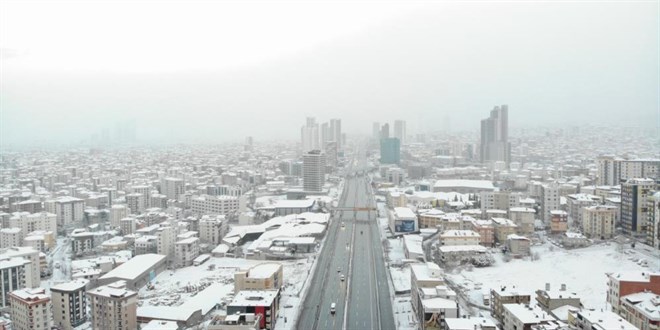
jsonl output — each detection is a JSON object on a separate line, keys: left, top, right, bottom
{"left": 100, "top": 254, "right": 165, "bottom": 281}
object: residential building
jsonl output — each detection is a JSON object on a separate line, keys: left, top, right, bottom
{"left": 0, "top": 228, "right": 22, "bottom": 248}
{"left": 480, "top": 191, "right": 517, "bottom": 214}
{"left": 8, "top": 288, "right": 51, "bottom": 330}
{"left": 618, "top": 292, "right": 659, "bottom": 330}
{"left": 156, "top": 226, "right": 176, "bottom": 261}
{"left": 648, "top": 192, "right": 660, "bottom": 249}
{"left": 125, "top": 193, "right": 146, "bottom": 215}
{"left": 433, "top": 180, "right": 495, "bottom": 194}
{"left": 191, "top": 195, "right": 240, "bottom": 216}
{"left": 480, "top": 105, "right": 510, "bottom": 164}
{"left": 51, "top": 279, "right": 89, "bottom": 330}
{"left": 303, "top": 150, "right": 326, "bottom": 193}
{"left": 541, "top": 183, "right": 560, "bottom": 224}
{"left": 444, "top": 318, "right": 496, "bottom": 330}
{"left": 44, "top": 197, "right": 84, "bottom": 228}
{"left": 0, "top": 247, "right": 40, "bottom": 288}
{"left": 569, "top": 310, "right": 637, "bottom": 330}
{"left": 607, "top": 272, "right": 660, "bottom": 314}
{"left": 621, "top": 178, "right": 656, "bottom": 235}
{"left": 471, "top": 220, "right": 495, "bottom": 247}
{"left": 199, "top": 215, "right": 227, "bottom": 245}
{"left": 508, "top": 207, "right": 535, "bottom": 235}
{"left": 550, "top": 211, "right": 568, "bottom": 234}
{"left": 439, "top": 230, "right": 480, "bottom": 246}
{"left": 175, "top": 237, "right": 200, "bottom": 267}
{"left": 566, "top": 194, "right": 601, "bottom": 228}
{"left": 87, "top": 281, "right": 137, "bottom": 330}
{"left": 411, "top": 262, "right": 445, "bottom": 327}
{"left": 490, "top": 287, "right": 531, "bottom": 324}
{"left": 506, "top": 234, "right": 530, "bottom": 256}
{"left": 301, "top": 117, "right": 320, "bottom": 152}
{"left": 0, "top": 257, "right": 31, "bottom": 307}
{"left": 582, "top": 205, "right": 617, "bottom": 239}
{"left": 8, "top": 212, "right": 57, "bottom": 241}
{"left": 162, "top": 177, "right": 185, "bottom": 201}
{"left": 598, "top": 157, "right": 660, "bottom": 186}
{"left": 109, "top": 205, "right": 128, "bottom": 228}
{"left": 535, "top": 284, "right": 581, "bottom": 312}
{"left": 134, "top": 236, "right": 158, "bottom": 255}
{"left": 120, "top": 217, "right": 136, "bottom": 235}
{"left": 491, "top": 218, "right": 518, "bottom": 244}
{"left": 502, "top": 304, "right": 555, "bottom": 330}
{"left": 227, "top": 290, "right": 280, "bottom": 330}
{"left": 234, "top": 263, "right": 284, "bottom": 293}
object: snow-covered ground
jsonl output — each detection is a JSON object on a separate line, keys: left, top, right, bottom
{"left": 447, "top": 242, "right": 660, "bottom": 310}
{"left": 393, "top": 296, "right": 417, "bottom": 330}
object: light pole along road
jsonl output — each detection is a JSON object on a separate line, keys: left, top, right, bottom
{"left": 298, "top": 148, "right": 394, "bottom": 330}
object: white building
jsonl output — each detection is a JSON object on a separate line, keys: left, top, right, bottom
{"left": 502, "top": 303, "right": 555, "bottom": 330}
{"left": 175, "top": 237, "right": 200, "bottom": 268}
{"left": 162, "top": 177, "right": 185, "bottom": 201}
{"left": 0, "top": 228, "right": 22, "bottom": 248}
{"left": 125, "top": 193, "right": 146, "bottom": 215}
{"left": 199, "top": 215, "right": 227, "bottom": 245}
{"left": 44, "top": 197, "right": 84, "bottom": 228}
{"left": 508, "top": 207, "right": 535, "bottom": 235}
{"left": 110, "top": 205, "right": 129, "bottom": 228}
{"left": 566, "top": 194, "right": 600, "bottom": 228}
{"left": 156, "top": 226, "right": 177, "bottom": 261}
{"left": 9, "top": 288, "right": 51, "bottom": 330}
{"left": 388, "top": 207, "right": 419, "bottom": 234}
{"left": 439, "top": 230, "right": 481, "bottom": 246}
{"left": 582, "top": 205, "right": 617, "bottom": 239}
{"left": 8, "top": 212, "right": 57, "bottom": 241}
{"left": 191, "top": 195, "right": 240, "bottom": 216}
{"left": 120, "top": 217, "right": 137, "bottom": 235}
{"left": 0, "top": 257, "right": 31, "bottom": 307}
{"left": 0, "top": 246, "right": 40, "bottom": 288}
{"left": 303, "top": 150, "right": 326, "bottom": 193}
{"left": 51, "top": 279, "right": 89, "bottom": 330}
{"left": 541, "top": 183, "right": 560, "bottom": 224}
{"left": 87, "top": 281, "right": 138, "bottom": 330}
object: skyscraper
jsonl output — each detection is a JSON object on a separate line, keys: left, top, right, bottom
{"left": 480, "top": 105, "right": 510, "bottom": 164}
{"left": 303, "top": 150, "right": 326, "bottom": 192}
{"left": 394, "top": 120, "right": 406, "bottom": 145}
{"left": 380, "top": 138, "right": 400, "bottom": 165}
{"left": 380, "top": 123, "right": 390, "bottom": 139}
{"left": 301, "top": 117, "right": 320, "bottom": 152}
{"left": 330, "top": 118, "right": 342, "bottom": 150}
{"left": 372, "top": 122, "right": 381, "bottom": 141}
{"left": 621, "top": 178, "right": 656, "bottom": 235}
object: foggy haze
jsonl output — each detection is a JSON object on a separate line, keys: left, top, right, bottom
{"left": 1, "top": 0, "right": 658, "bottom": 146}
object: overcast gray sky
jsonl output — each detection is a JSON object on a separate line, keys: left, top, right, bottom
{"left": 1, "top": 0, "right": 658, "bottom": 146}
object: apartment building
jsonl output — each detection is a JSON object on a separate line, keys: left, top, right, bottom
{"left": 44, "top": 197, "right": 84, "bottom": 227}
{"left": 0, "top": 247, "right": 40, "bottom": 288}
{"left": 8, "top": 212, "right": 57, "bottom": 241}
{"left": 0, "top": 228, "right": 22, "bottom": 248}
{"left": 550, "top": 210, "right": 568, "bottom": 234}
{"left": 541, "top": 183, "right": 560, "bottom": 224}
{"left": 109, "top": 205, "right": 128, "bottom": 228}
{"left": 8, "top": 288, "right": 51, "bottom": 330}
{"left": 582, "top": 205, "right": 617, "bottom": 239}
{"left": 0, "top": 257, "right": 31, "bottom": 307}
{"left": 175, "top": 237, "right": 200, "bottom": 268}
{"left": 621, "top": 178, "right": 656, "bottom": 236}
{"left": 439, "top": 230, "right": 480, "bottom": 246}
{"left": 490, "top": 287, "right": 531, "bottom": 324}
{"left": 508, "top": 207, "right": 535, "bottom": 235}
{"left": 51, "top": 279, "right": 88, "bottom": 330}
{"left": 234, "top": 263, "right": 283, "bottom": 293}
{"left": 156, "top": 226, "right": 176, "bottom": 261}
{"left": 199, "top": 215, "right": 227, "bottom": 245}
{"left": 566, "top": 194, "right": 600, "bottom": 228}
{"left": 87, "top": 281, "right": 137, "bottom": 330}
{"left": 191, "top": 195, "right": 240, "bottom": 216}
{"left": 607, "top": 272, "right": 660, "bottom": 314}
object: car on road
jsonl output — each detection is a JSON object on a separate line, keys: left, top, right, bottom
{"left": 330, "top": 303, "right": 336, "bottom": 314}
{"left": 54, "top": 262, "right": 60, "bottom": 269}
{"left": 340, "top": 274, "right": 345, "bottom": 281}
{"left": 337, "top": 266, "right": 341, "bottom": 272}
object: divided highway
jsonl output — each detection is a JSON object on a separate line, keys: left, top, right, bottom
{"left": 298, "top": 152, "right": 394, "bottom": 330}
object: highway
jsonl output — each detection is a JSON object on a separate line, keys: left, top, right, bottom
{"left": 298, "top": 149, "right": 394, "bottom": 330}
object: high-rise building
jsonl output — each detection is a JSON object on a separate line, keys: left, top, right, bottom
{"left": 621, "top": 178, "right": 656, "bottom": 235}
{"left": 372, "top": 122, "right": 381, "bottom": 142}
{"left": 330, "top": 118, "right": 342, "bottom": 150}
{"left": 44, "top": 197, "right": 84, "bottom": 228}
{"left": 582, "top": 205, "right": 617, "bottom": 239}
{"left": 380, "top": 123, "right": 390, "bottom": 139}
{"left": 380, "top": 138, "right": 401, "bottom": 165}
{"left": 51, "top": 279, "right": 88, "bottom": 330}
{"left": 320, "top": 122, "right": 330, "bottom": 151}
{"left": 156, "top": 226, "right": 176, "bottom": 262}
{"left": 647, "top": 192, "right": 660, "bottom": 249}
{"left": 109, "top": 205, "right": 128, "bottom": 228}
{"left": 161, "top": 177, "right": 185, "bottom": 201}
{"left": 597, "top": 157, "right": 660, "bottom": 185}
{"left": 9, "top": 288, "right": 51, "bottom": 330}
{"left": 0, "top": 247, "right": 40, "bottom": 289}
{"left": 303, "top": 150, "right": 326, "bottom": 193}
{"left": 87, "top": 281, "right": 137, "bottom": 330}
{"left": 301, "top": 117, "right": 320, "bottom": 152}
{"left": 199, "top": 215, "right": 227, "bottom": 245}
{"left": 0, "top": 257, "right": 31, "bottom": 307}
{"left": 541, "top": 183, "right": 560, "bottom": 224}
{"left": 394, "top": 120, "right": 406, "bottom": 145}
{"left": 480, "top": 105, "right": 510, "bottom": 165}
